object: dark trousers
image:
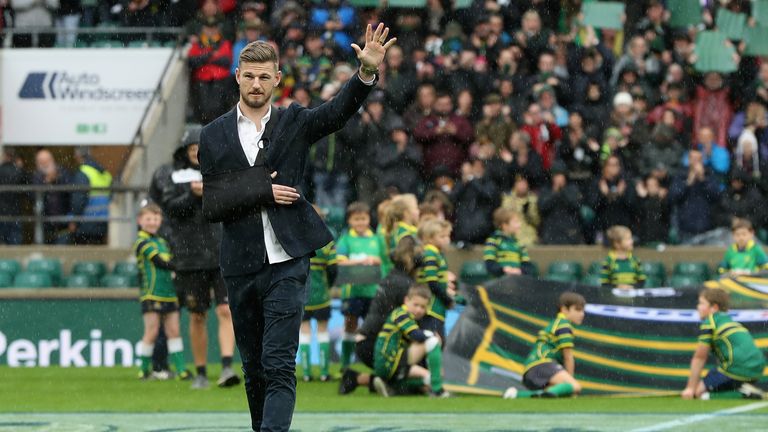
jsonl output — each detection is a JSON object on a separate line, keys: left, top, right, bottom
{"left": 224, "top": 256, "right": 309, "bottom": 432}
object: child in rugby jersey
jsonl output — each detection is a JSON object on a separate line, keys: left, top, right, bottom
{"left": 336, "top": 201, "right": 388, "bottom": 368}
{"left": 416, "top": 219, "right": 455, "bottom": 341}
{"left": 484, "top": 207, "right": 532, "bottom": 277}
{"left": 383, "top": 194, "right": 420, "bottom": 261}
{"left": 717, "top": 218, "right": 768, "bottom": 277}
{"left": 504, "top": 292, "right": 585, "bottom": 399}
{"left": 373, "top": 285, "right": 448, "bottom": 398}
{"left": 299, "top": 207, "right": 338, "bottom": 381}
{"left": 134, "top": 204, "right": 191, "bottom": 381}
{"left": 600, "top": 225, "right": 646, "bottom": 289}
{"left": 681, "top": 288, "right": 766, "bottom": 400}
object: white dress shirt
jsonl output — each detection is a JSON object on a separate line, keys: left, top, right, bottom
{"left": 234, "top": 74, "right": 375, "bottom": 265}
{"left": 236, "top": 103, "right": 293, "bottom": 265}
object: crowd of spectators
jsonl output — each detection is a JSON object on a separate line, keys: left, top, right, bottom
{"left": 3, "top": 0, "right": 768, "bottom": 248}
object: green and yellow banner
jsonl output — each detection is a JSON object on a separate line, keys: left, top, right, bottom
{"left": 444, "top": 276, "right": 768, "bottom": 396}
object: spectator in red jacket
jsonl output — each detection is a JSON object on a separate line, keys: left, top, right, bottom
{"left": 693, "top": 72, "right": 733, "bottom": 148}
{"left": 521, "top": 102, "right": 561, "bottom": 170}
{"left": 188, "top": 16, "right": 233, "bottom": 124}
{"left": 413, "top": 92, "right": 474, "bottom": 179}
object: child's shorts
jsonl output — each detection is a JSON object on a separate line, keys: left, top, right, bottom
{"left": 703, "top": 368, "right": 749, "bottom": 392}
{"left": 141, "top": 299, "right": 179, "bottom": 315}
{"left": 302, "top": 306, "right": 331, "bottom": 322}
{"left": 342, "top": 297, "right": 372, "bottom": 318}
{"left": 523, "top": 361, "right": 564, "bottom": 390}
{"left": 375, "top": 349, "right": 410, "bottom": 383}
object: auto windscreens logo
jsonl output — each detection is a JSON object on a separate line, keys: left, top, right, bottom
{"left": 18, "top": 72, "right": 154, "bottom": 100}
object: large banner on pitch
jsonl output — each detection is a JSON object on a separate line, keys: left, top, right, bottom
{"left": 1, "top": 48, "right": 172, "bottom": 145}
{"left": 444, "top": 276, "right": 768, "bottom": 396}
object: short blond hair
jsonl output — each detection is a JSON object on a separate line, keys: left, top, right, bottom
{"left": 239, "top": 41, "right": 278, "bottom": 69}
{"left": 418, "top": 219, "right": 451, "bottom": 242}
{"left": 493, "top": 207, "right": 520, "bottom": 228}
{"left": 606, "top": 225, "right": 632, "bottom": 248}
{"left": 732, "top": 217, "right": 754, "bottom": 232}
{"left": 138, "top": 203, "right": 162, "bottom": 217}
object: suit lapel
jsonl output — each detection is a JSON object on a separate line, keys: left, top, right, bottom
{"left": 223, "top": 106, "right": 251, "bottom": 168}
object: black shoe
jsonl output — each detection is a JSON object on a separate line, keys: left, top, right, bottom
{"left": 217, "top": 366, "right": 241, "bottom": 388}
{"left": 176, "top": 370, "right": 193, "bottom": 381}
{"left": 338, "top": 369, "right": 359, "bottom": 395}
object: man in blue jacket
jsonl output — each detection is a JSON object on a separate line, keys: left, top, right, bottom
{"left": 199, "top": 24, "right": 396, "bottom": 431}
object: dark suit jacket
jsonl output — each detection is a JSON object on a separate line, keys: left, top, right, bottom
{"left": 199, "top": 74, "right": 374, "bottom": 277}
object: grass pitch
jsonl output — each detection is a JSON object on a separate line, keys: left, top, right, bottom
{"left": 2, "top": 366, "right": 768, "bottom": 431}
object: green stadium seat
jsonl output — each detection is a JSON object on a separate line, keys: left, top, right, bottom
{"left": 587, "top": 261, "right": 603, "bottom": 276}
{"left": 0, "top": 259, "right": 22, "bottom": 278}
{"left": 644, "top": 277, "right": 663, "bottom": 288}
{"left": 163, "top": 39, "right": 180, "bottom": 48}
{"left": 91, "top": 40, "right": 124, "bottom": 48}
{"left": 547, "top": 261, "right": 583, "bottom": 279}
{"left": 460, "top": 260, "right": 492, "bottom": 286}
{"left": 0, "top": 272, "right": 12, "bottom": 288}
{"left": 27, "top": 259, "right": 62, "bottom": 286}
{"left": 526, "top": 261, "right": 540, "bottom": 278}
{"left": 13, "top": 271, "right": 53, "bottom": 288}
{"left": 673, "top": 262, "right": 710, "bottom": 280}
{"left": 101, "top": 274, "right": 135, "bottom": 288}
{"left": 669, "top": 274, "right": 704, "bottom": 288}
{"left": 72, "top": 261, "right": 107, "bottom": 282}
{"left": 64, "top": 274, "right": 95, "bottom": 288}
{"left": 113, "top": 261, "right": 138, "bottom": 275}
{"left": 641, "top": 261, "right": 666, "bottom": 281}
{"left": 582, "top": 273, "right": 603, "bottom": 287}
{"left": 546, "top": 273, "right": 579, "bottom": 283}
{"left": 127, "top": 40, "right": 163, "bottom": 48}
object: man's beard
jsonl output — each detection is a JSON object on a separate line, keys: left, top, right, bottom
{"left": 241, "top": 90, "right": 269, "bottom": 109}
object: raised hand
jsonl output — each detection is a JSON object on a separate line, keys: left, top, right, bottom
{"left": 351, "top": 23, "right": 397, "bottom": 72}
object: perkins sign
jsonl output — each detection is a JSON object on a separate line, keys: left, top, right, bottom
{"left": 0, "top": 329, "right": 137, "bottom": 367}
{"left": 1, "top": 48, "right": 172, "bottom": 145}
{"left": 0, "top": 298, "right": 230, "bottom": 367}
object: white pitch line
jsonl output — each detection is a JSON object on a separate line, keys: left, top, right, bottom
{"left": 629, "top": 401, "right": 768, "bottom": 432}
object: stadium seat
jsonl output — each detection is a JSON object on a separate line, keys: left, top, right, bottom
{"left": 163, "top": 39, "right": 179, "bottom": 48}
{"left": 101, "top": 274, "right": 135, "bottom": 288}
{"left": 64, "top": 274, "right": 95, "bottom": 288}
{"left": 669, "top": 274, "right": 704, "bottom": 288}
{"left": 0, "top": 272, "right": 12, "bottom": 288}
{"left": 673, "top": 262, "right": 710, "bottom": 280}
{"left": 641, "top": 261, "right": 666, "bottom": 281}
{"left": 72, "top": 261, "right": 107, "bottom": 282}
{"left": 13, "top": 271, "right": 53, "bottom": 288}
{"left": 582, "top": 273, "right": 602, "bottom": 287}
{"left": 547, "top": 261, "right": 583, "bottom": 280}
{"left": 526, "top": 261, "right": 540, "bottom": 278}
{"left": 27, "top": 259, "right": 62, "bottom": 286}
{"left": 644, "top": 277, "right": 663, "bottom": 288}
{"left": 0, "top": 259, "right": 22, "bottom": 278}
{"left": 587, "top": 261, "right": 603, "bottom": 276}
{"left": 460, "top": 260, "right": 491, "bottom": 286}
{"left": 91, "top": 40, "right": 124, "bottom": 48}
{"left": 546, "top": 272, "right": 578, "bottom": 283}
{"left": 113, "top": 261, "right": 138, "bottom": 276}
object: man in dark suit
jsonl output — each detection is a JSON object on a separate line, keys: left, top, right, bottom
{"left": 198, "top": 24, "right": 396, "bottom": 432}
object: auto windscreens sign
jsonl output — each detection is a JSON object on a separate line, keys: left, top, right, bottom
{"left": 2, "top": 48, "right": 173, "bottom": 145}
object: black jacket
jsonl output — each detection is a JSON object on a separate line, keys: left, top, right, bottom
{"left": 357, "top": 268, "right": 414, "bottom": 339}
{"left": 199, "top": 74, "right": 373, "bottom": 277}
{"left": 157, "top": 142, "right": 221, "bottom": 271}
